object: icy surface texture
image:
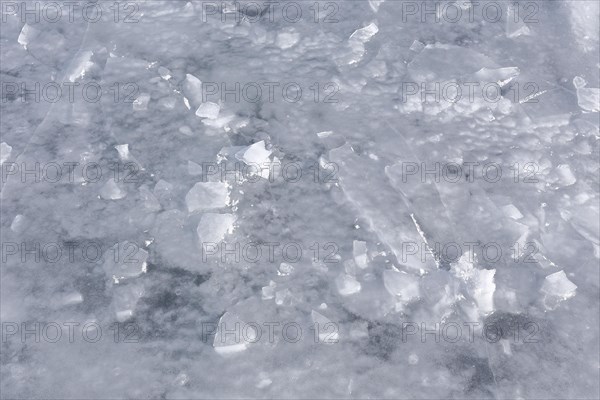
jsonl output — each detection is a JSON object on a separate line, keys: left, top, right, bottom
{"left": 0, "top": 1, "right": 598, "bottom": 399}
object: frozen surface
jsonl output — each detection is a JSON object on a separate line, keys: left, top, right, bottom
{"left": 1, "top": 1, "right": 599, "bottom": 399}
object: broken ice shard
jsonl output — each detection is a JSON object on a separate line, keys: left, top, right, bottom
{"left": 335, "top": 273, "right": 362, "bottom": 296}
{"left": 103, "top": 242, "right": 148, "bottom": 282}
{"left": 185, "top": 182, "right": 230, "bottom": 213}
{"left": 112, "top": 282, "right": 145, "bottom": 322}
{"left": 213, "top": 312, "right": 257, "bottom": 354}
{"left": 197, "top": 213, "right": 236, "bottom": 244}
{"left": 195, "top": 102, "right": 220, "bottom": 119}
{"left": 100, "top": 179, "right": 126, "bottom": 200}
{"left": 383, "top": 269, "right": 420, "bottom": 302}
{"left": 353, "top": 240, "right": 369, "bottom": 269}
{"left": 0, "top": 142, "right": 12, "bottom": 164}
{"left": 311, "top": 310, "right": 339, "bottom": 343}
{"left": 541, "top": 270, "right": 577, "bottom": 310}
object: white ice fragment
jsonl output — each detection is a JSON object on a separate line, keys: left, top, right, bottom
{"left": 67, "top": 51, "right": 94, "bottom": 82}
{"left": 383, "top": 270, "right": 420, "bottom": 302}
{"left": 554, "top": 164, "right": 577, "bottom": 186}
{"left": 185, "top": 182, "right": 230, "bottom": 213}
{"left": 278, "top": 262, "right": 294, "bottom": 276}
{"left": 474, "top": 67, "right": 520, "bottom": 88}
{"left": 346, "top": 22, "right": 379, "bottom": 65}
{"left": 453, "top": 252, "right": 496, "bottom": 315}
{"left": 62, "top": 292, "right": 83, "bottom": 306}
{"left": 10, "top": 215, "right": 25, "bottom": 233}
{"left": 183, "top": 97, "right": 191, "bottom": 110}
{"left": 353, "top": 240, "right": 369, "bottom": 269}
{"left": 573, "top": 76, "right": 600, "bottom": 112}
{"left": 235, "top": 140, "right": 272, "bottom": 166}
{"left": 18, "top": 24, "right": 38, "bottom": 49}
{"left": 183, "top": 73, "right": 203, "bottom": 106}
{"left": 276, "top": 29, "right": 300, "bottom": 49}
{"left": 336, "top": 274, "right": 362, "bottom": 296}
{"left": 316, "top": 130, "right": 334, "bottom": 138}
{"left": 133, "top": 93, "right": 151, "bottom": 111}
{"left": 541, "top": 270, "right": 577, "bottom": 309}
{"left": 311, "top": 310, "right": 339, "bottom": 343}
{"left": 409, "top": 40, "right": 425, "bottom": 53}
{"left": 1, "top": 142, "right": 12, "bottom": 164}
{"left": 213, "top": 312, "right": 257, "bottom": 354}
{"left": 100, "top": 179, "right": 126, "bottom": 200}
{"left": 103, "top": 242, "right": 148, "bottom": 281}
{"left": 115, "top": 144, "right": 130, "bottom": 161}
{"left": 262, "top": 280, "right": 276, "bottom": 300}
{"left": 275, "top": 288, "right": 292, "bottom": 306}
{"left": 195, "top": 102, "right": 220, "bottom": 119}
{"left": 502, "top": 204, "right": 524, "bottom": 220}
{"left": 158, "top": 66, "right": 172, "bottom": 80}
{"left": 368, "top": 0, "right": 385, "bottom": 13}
{"left": 197, "top": 213, "right": 236, "bottom": 244}
{"left": 350, "top": 22, "right": 379, "bottom": 42}
{"left": 187, "top": 160, "right": 203, "bottom": 176}
{"left": 506, "top": 3, "right": 531, "bottom": 38}
{"left": 256, "top": 378, "right": 272, "bottom": 389}
{"left": 113, "top": 282, "right": 144, "bottom": 322}
{"left": 179, "top": 125, "right": 193, "bottom": 136}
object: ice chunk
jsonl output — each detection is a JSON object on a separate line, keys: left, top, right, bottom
{"left": 183, "top": 73, "right": 203, "bottom": 106}
{"left": 541, "top": 270, "right": 577, "bottom": 310}
{"left": 383, "top": 270, "right": 420, "bottom": 302}
{"left": 276, "top": 29, "right": 300, "bottom": 49}
{"left": 18, "top": 24, "right": 39, "bottom": 49}
{"left": 115, "top": 144, "right": 130, "bottom": 161}
{"left": 278, "top": 262, "right": 294, "bottom": 276}
{"left": 235, "top": 140, "right": 272, "bottom": 165}
{"left": 262, "top": 280, "right": 276, "bottom": 300}
{"left": 100, "top": 179, "right": 126, "bottom": 200}
{"left": 275, "top": 288, "right": 293, "bottom": 306}
{"left": 368, "top": 0, "right": 385, "bottom": 13}
{"left": 353, "top": 240, "right": 369, "bottom": 269}
{"left": 453, "top": 253, "right": 496, "bottom": 315}
{"left": 133, "top": 93, "right": 151, "bottom": 111}
{"left": 346, "top": 22, "right": 379, "bottom": 65}
{"left": 10, "top": 215, "right": 25, "bottom": 233}
{"left": 316, "top": 130, "right": 334, "bottom": 138}
{"left": 311, "top": 310, "right": 339, "bottom": 343}
{"left": 113, "top": 282, "right": 145, "bottom": 322}
{"left": 502, "top": 204, "right": 524, "bottom": 220}
{"left": 158, "top": 66, "right": 172, "bottom": 80}
{"left": 67, "top": 51, "right": 94, "bottom": 82}
{"left": 213, "top": 312, "right": 257, "bottom": 354}
{"left": 573, "top": 77, "right": 600, "bottom": 112}
{"left": 554, "top": 164, "right": 577, "bottom": 186}
{"left": 197, "top": 213, "right": 236, "bottom": 244}
{"left": 61, "top": 292, "right": 84, "bottom": 306}
{"left": 506, "top": 3, "right": 531, "bottom": 38}
{"left": 336, "top": 274, "right": 362, "bottom": 296}
{"left": 409, "top": 40, "right": 425, "bottom": 53}
{"left": 1, "top": 142, "right": 12, "bottom": 164}
{"left": 185, "top": 182, "right": 230, "bottom": 212}
{"left": 103, "top": 242, "right": 148, "bottom": 282}
{"left": 195, "top": 102, "right": 220, "bottom": 119}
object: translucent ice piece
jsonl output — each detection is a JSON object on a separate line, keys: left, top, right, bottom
{"left": 213, "top": 312, "right": 257, "bottom": 354}
{"left": 185, "top": 182, "right": 230, "bottom": 212}
{"left": 541, "top": 270, "right": 577, "bottom": 309}
{"left": 67, "top": 50, "right": 94, "bottom": 82}
{"left": 502, "top": 204, "right": 524, "bottom": 220}
{"left": 197, "top": 213, "right": 236, "bottom": 244}
{"left": 17, "top": 24, "right": 39, "bottom": 49}
{"left": 506, "top": 3, "right": 531, "bottom": 38}
{"left": 0, "top": 142, "right": 12, "bottom": 164}
{"left": 158, "top": 66, "right": 172, "bottom": 80}
{"left": 278, "top": 262, "right": 294, "bottom": 276}
{"left": 113, "top": 282, "right": 144, "bottom": 322}
{"left": 100, "top": 179, "right": 126, "bottom": 200}
{"left": 195, "top": 102, "right": 220, "bottom": 119}
{"left": 133, "top": 93, "right": 151, "bottom": 111}
{"left": 103, "top": 242, "right": 148, "bottom": 282}
{"left": 368, "top": 0, "right": 385, "bottom": 13}
{"left": 353, "top": 240, "right": 369, "bottom": 269}
{"left": 409, "top": 40, "right": 425, "bottom": 53}
{"left": 235, "top": 140, "right": 272, "bottom": 165}
{"left": 383, "top": 270, "right": 420, "bottom": 301}
{"left": 262, "top": 280, "right": 276, "bottom": 300}
{"left": 336, "top": 273, "right": 362, "bottom": 296}
{"left": 183, "top": 73, "right": 203, "bottom": 106}
{"left": 311, "top": 310, "right": 339, "bottom": 343}
{"left": 114, "top": 144, "right": 130, "bottom": 161}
